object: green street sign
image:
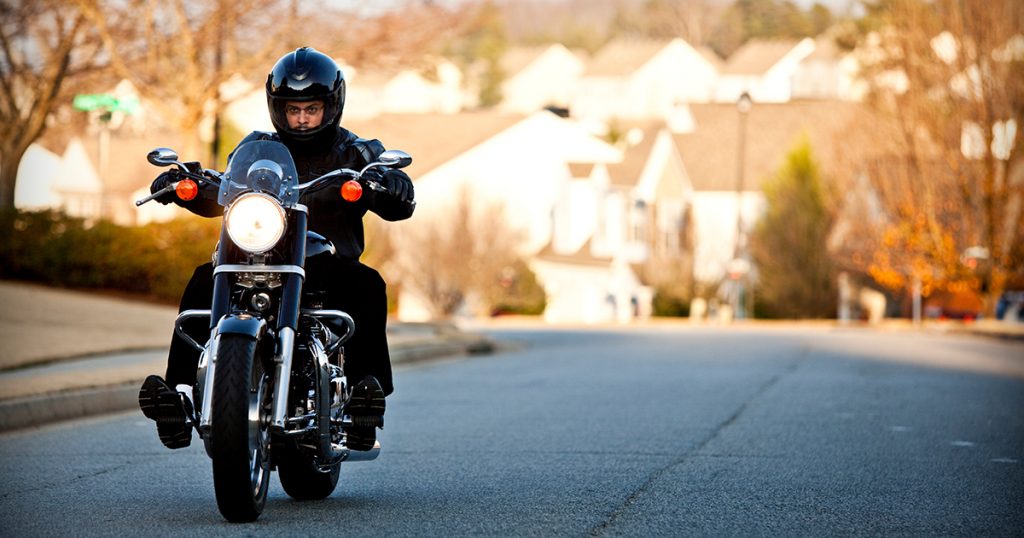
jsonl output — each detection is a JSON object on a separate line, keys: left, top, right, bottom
{"left": 73, "top": 93, "right": 140, "bottom": 114}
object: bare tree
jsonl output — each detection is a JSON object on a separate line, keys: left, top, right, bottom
{"left": 852, "top": 0, "right": 1024, "bottom": 314}
{"left": 613, "top": 0, "right": 724, "bottom": 46}
{"left": 328, "top": 1, "right": 477, "bottom": 69}
{"left": 74, "top": 0, "right": 294, "bottom": 164}
{"left": 0, "top": 0, "right": 104, "bottom": 209}
{"left": 391, "top": 189, "right": 524, "bottom": 319}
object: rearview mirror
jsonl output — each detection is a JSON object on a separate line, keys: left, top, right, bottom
{"left": 378, "top": 150, "right": 412, "bottom": 169}
{"left": 147, "top": 148, "right": 180, "bottom": 167}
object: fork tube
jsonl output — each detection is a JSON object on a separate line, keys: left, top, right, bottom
{"left": 277, "top": 211, "right": 307, "bottom": 331}
{"left": 210, "top": 228, "right": 233, "bottom": 328}
{"left": 198, "top": 330, "right": 219, "bottom": 431}
{"left": 270, "top": 327, "right": 296, "bottom": 430}
{"left": 271, "top": 210, "right": 307, "bottom": 430}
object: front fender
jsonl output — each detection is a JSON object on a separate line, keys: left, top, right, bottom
{"left": 217, "top": 313, "right": 267, "bottom": 340}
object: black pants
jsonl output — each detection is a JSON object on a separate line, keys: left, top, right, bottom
{"left": 165, "top": 257, "right": 394, "bottom": 395}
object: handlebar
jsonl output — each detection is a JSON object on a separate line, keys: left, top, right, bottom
{"left": 136, "top": 147, "right": 409, "bottom": 206}
{"left": 290, "top": 162, "right": 390, "bottom": 193}
{"left": 135, "top": 168, "right": 222, "bottom": 207}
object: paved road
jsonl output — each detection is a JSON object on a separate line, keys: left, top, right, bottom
{"left": 1, "top": 326, "right": 1021, "bottom": 536}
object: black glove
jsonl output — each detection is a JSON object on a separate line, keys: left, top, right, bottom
{"left": 380, "top": 169, "right": 414, "bottom": 203}
{"left": 149, "top": 170, "right": 181, "bottom": 205}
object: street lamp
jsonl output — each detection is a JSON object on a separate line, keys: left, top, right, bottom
{"left": 731, "top": 91, "right": 753, "bottom": 319}
{"left": 734, "top": 91, "right": 752, "bottom": 257}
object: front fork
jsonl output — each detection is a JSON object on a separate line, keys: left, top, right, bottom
{"left": 187, "top": 321, "right": 294, "bottom": 438}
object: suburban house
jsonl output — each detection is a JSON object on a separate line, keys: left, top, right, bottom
{"left": 673, "top": 101, "right": 864, "bottom": 284}
{"left": 714, "top": 38, "right": 816, "bottom": 103}
{"left": 342, "top": 111, "right": 697, "bottom": 323}
{"left": 344, "top": 60, "right": 464, "bottom": 119}
{"left": 571, "top": 38, "right": 719, "bottom": 122}
{"left": 791, "top": 36, "right": 865, "bottom": 101}
{"left": 498, "top": 44, "right": 586, "bottom": 114}
{"left": 14, "top": 139, "right": 103, "bottom": 221}
{"left": 537, "top": 120, "right": 694, "bottom": 323}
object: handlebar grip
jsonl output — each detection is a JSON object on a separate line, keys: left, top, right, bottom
{"left": 135, "top": 183, "right": 175, "bottom": 206}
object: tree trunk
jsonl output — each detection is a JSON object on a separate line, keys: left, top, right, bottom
{"left": 0, "top": 146, "right": 28, "bottom": 211}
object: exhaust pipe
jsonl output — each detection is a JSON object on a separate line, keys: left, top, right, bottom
{"left": 331, "top": 440, "right": 381, "bottom": 462}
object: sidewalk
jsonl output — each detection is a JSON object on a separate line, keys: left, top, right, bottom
{"left": 0, "top": 281, "right": 494, "bottom": 432}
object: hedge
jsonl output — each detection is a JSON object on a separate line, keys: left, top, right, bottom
{"left": 0, "top": 209, "right": 220, "bottom": 303}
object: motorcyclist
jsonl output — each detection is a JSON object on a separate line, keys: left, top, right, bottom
{"left": 138, "top": 47, "right": 414, "bottom": 452}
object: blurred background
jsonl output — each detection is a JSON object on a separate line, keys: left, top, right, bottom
{"left": 1, "top": 0, "right": 1021, "bottom": 325}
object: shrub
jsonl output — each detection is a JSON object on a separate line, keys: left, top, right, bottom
{"left": 0, "top": 209, "right": 219, "bottom": 303}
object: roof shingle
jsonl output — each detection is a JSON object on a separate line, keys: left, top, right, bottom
{"left": 673, "top": 102, "right": 865, "bottom": 192}
{"left": 584, "top": 39, "right": 669, "bottom": 77}
{"left": 343, "top": 113, "right": 525, "bottom": 178}
{"left": 722, "top": 39, "right": 802, "bottom": 75}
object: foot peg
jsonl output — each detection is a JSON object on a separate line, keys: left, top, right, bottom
{"left": 350, "top": 415, "right": 384, "bottom": 428}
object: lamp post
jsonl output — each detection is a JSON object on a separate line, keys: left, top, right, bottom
{"left": 732, "top": 91, "right": 752, "bottom": 319}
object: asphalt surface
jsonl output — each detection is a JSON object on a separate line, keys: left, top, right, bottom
{"left": 1, "top": 326, "right": 1021, "bottom": 536}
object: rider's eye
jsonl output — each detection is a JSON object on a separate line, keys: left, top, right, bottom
{"left": 286, "top": 105, "right": 321, "bottom": 116}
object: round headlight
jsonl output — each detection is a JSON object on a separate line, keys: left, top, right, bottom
{"left": 225, "top": 193, "right": 286, "bottom": 254}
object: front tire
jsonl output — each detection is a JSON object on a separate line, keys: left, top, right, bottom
{"left": 210, "top": 335, "right": 271, "bottom": 522}
{"left": 278, "top": 444, "right": 340, "bottom": 500}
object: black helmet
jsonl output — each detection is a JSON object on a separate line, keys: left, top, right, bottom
{"left": 266, "top": 47, "right": 346, "bottom": 143}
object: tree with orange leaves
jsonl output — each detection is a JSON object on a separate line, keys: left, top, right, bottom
{"left": 849, "top": 0, "right": 1024, "bottom": 316}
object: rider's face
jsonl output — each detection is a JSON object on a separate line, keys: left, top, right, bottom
{"left": 284, "top": 100, "right": 325, "bottom": 131}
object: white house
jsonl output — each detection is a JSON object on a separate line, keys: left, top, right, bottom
{"left": 571, "top": 38, "right": 719, "bottom": 122}
{"left": 344, "top": 60, "right": 464, "bottom": 119}
{"left": 345, "top": 111, "right": 674, "bottom": 323}
{"left": 714, "top": 38, "right": 816, "bottom": 103}
{"left": 538, "top": 121, "right": 694, "bottom": 323}
{"left": 14, "top": 139, "right": 104, "bottom": 221}
{"left": 792, "top": 36, "right": 866, "bottom": 101}
{"left": 498, "top": 44, "right": 585, "bottom": 114}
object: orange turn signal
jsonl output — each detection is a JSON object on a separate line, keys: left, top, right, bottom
{"left": 341, "top": 180, "right": 363, "bottom": 202}
{"left": 176, "top": 179, "right": 198, "bottom": 201}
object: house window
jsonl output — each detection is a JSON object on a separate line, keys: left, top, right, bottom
{"left": 655, "top": 201, "right": 684, "bottom": 255}
{"left": 631, "top": 200, "right": 647, "bottom": 244}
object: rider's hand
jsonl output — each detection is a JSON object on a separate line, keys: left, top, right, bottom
{"left": 149, "top": 170, "right": 181, "bottom": 205}
{"left": 379, "top": 169, "right": 414, "bottom": 203}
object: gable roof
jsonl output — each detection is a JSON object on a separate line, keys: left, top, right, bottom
{"left": 698, "top": 46, "right": 725, "bottom": 71}
{"left": 567, "top": 162, "right": 595, "bottom": 178}
{"left": 804, "top": 36, "right": 843, "bottom": 62}
{"left": 673, "top": 102, "right": 864, "bottom": 192}
{"left": 534, "top": 238, "right": 613, "bottom": 267}
{"left": 606, "top": 120, "right": 665, "bottom": 187}
{"left": 501, "top": 46, "right": 550, "bottom": 77}
{"left": 343, "top": 113, "right": 525, "bottom": 178}
{"left": 584, "top": 39, "right": 669, "bottom": 77}
{"left": 722, "top": 39, "right": 803, "bottom": 75}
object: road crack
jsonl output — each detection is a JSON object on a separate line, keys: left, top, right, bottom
{"left": 0, "top": 461, "right": 134, "bottom": 502}
{"left": 587, "top": 349, "right": 810, "bottom": 537}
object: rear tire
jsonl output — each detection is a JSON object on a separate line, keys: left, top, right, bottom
{"left": 210, "top": 335, "right": 271, "bottom": 522}
{"left": 278, "top": 444, "right": 341, "bottom": 500}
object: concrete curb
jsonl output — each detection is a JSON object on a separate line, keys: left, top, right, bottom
{"left": 0, "top": 335, "right": 496, "bottom": 433}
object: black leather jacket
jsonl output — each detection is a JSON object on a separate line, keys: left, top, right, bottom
{"left": 173, "top": 126, "right": 415, "bottom": 261}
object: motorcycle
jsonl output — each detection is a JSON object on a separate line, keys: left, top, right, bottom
{"left": 136, "top": 140, "right": 412, "bottom": 522}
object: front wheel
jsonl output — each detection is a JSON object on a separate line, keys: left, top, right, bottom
{"left": 210, "top": 335, "right": 272, "bottom": 522}
{"left": 278, "top": 443, "right": 341, "bottom": 500}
